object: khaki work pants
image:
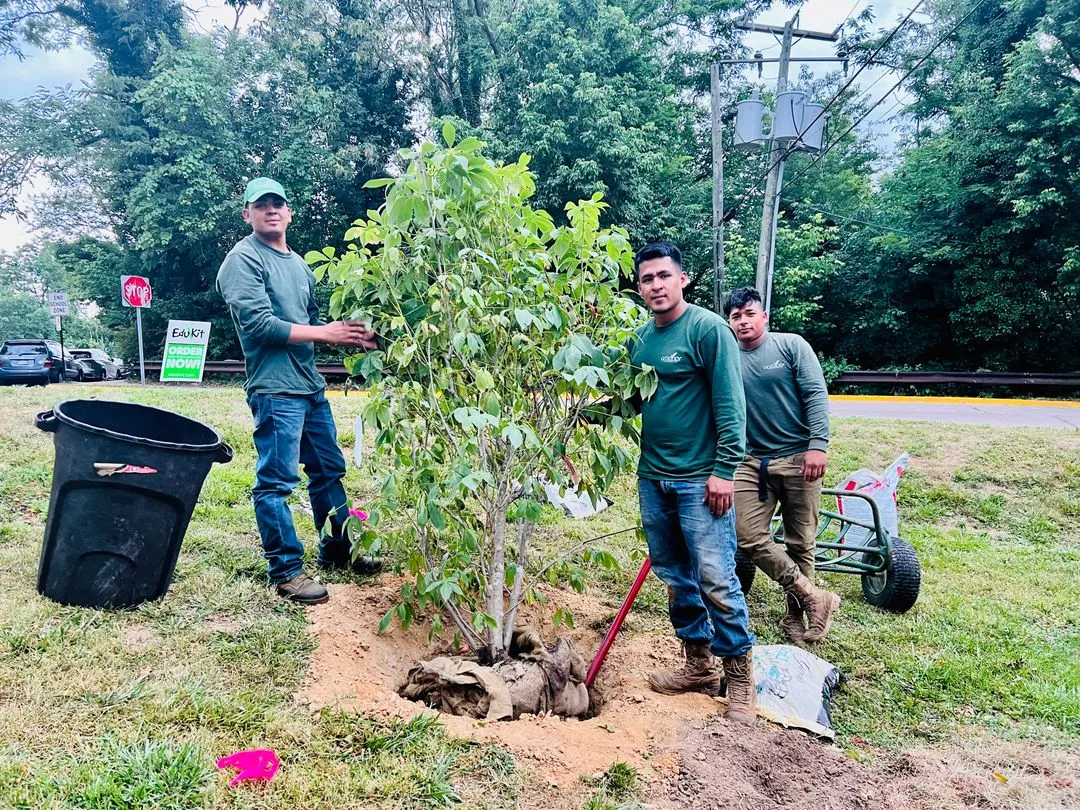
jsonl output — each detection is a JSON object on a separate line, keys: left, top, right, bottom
{"left": 733, "top": 453, "right": 821, "bottom": 590}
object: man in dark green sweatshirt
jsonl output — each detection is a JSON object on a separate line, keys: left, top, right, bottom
{"left": 631, "top": 242, "right": 756, "bottom": 725}
{"left": 216, "top": 177, "right": 380, "bottom": 605}
{"left": 725, "top": 286, "right": 840, "bottom": 644}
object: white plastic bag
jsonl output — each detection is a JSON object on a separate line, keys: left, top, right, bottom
{"left": 541, "top": 481, "right": 611, "bottom": 519}
{"left": 835, "top": 452, "right": 909, "bottom": 545}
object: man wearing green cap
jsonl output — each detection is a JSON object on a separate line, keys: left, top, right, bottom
{"left": 216, "top": 177, "right": 381, "bottom": 605}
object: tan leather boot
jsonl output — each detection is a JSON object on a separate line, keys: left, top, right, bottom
{"left": 722, "top": 649, "right": 757, "bottom": 724}
{"left": 789, "top": 574, "right": 841, "bottom": 642}
{"left": 648, "top": 642, "right": 723, "bottom": 696}
{"left": 779, "top": 591, "right": 806, "bottom": 646}
{"left": 276, "top": 573, "right": 329, "bottom": 605}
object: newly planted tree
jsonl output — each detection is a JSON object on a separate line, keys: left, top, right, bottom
{"left": 308, "top": 128, "right": 655, "bottom": 662}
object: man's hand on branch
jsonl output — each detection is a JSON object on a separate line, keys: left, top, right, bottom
{"left": 704, "top": 475, "right": 734, "bottom": 516}
{"left": 320, "top": 320, "right": 379, "bottom": 350}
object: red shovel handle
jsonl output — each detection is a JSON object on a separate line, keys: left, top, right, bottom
{"left": 585, "top": 557, "right": 651, "bottom": 688}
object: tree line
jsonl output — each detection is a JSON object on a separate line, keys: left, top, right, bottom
{"left": 0, "top": 0, "right": 1076, "bottom": 372}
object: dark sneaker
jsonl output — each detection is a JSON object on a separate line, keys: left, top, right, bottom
{"left": 317, "top": 547, "right": 384, "bottom": 576}
{"left": 276, "top": 573, "right": 329, "bottom": 605}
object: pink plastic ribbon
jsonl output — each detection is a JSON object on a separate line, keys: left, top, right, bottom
{"left": 216, "top": 749, "right": 279, "bottom": 787}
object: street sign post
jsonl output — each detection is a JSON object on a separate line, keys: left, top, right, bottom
{"left": 120, "top": 275, "right": 152, "bottom": 385}
{"left": 160, "top": 321, "right": 212, "bottom": 383}
{"left": 48, "top": 291, "right": 70, "bottom": 381}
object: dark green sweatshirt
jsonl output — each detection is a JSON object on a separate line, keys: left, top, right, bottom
{"left": 215, "top": 234, "right": 325, "bottom": 396}
{"left": 739, "top": 331, "right": 829, "bottom": 457}
{"left": 630, "top": 304, "right": 746, "bottom": 481}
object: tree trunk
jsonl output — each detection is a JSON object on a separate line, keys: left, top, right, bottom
{"left": 486, "top": 500, "right": 508, "bottom": 661}
{"left": 502, "top": 517, "right": 533, "bottom": 650}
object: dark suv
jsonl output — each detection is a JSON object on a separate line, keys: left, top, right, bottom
{"left": 0, "top": 340, "right": 83, "bottom": 385}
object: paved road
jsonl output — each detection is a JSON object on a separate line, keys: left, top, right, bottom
{"left": 830, "top": 396, "right": 1080, "bottom": 429}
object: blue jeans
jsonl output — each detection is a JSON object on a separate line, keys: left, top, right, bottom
{"left": 638, "top": 477, "right": 755, "bottom": 658}
{"left": 249, "top": 391, "right": 353, "bottom": 583}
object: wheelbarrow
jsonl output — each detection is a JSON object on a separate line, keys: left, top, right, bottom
{"left": 734, "top": 487, "right": 921, "bottom": 614}
{"left": 585, "top": 487, "right": 921, "bottom": 688}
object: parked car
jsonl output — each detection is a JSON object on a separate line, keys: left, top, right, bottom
{"left": 0, "top": 340, "right": 82, "bottom": 385}
{"left": 70, "top": 348, "right": 118, "bottom": 381}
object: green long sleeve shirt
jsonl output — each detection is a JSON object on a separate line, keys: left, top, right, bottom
{"left": 215, "top": 234, "right": 325, "bottom": 396}
{"left": 630, "top": 304, "right": 747, "bottom": 481}
{"left": 739, "top": 331, "right": 829, "bottom": 458}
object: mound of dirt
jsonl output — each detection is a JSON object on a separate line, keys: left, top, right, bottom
{"left": 297, "top": 578, "right": 723, "bottom": 793}
{"left": 652, "top": 720, "right": 886, "bottom": 810}
{"left": 296, "top": 580, "right": 1080, "bottom": 809}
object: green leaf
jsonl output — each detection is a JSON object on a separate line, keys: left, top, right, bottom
{"left": 501, "top": 423, "right": 524, "bottom": 449}
{"left": 442, "top": 121, "right": 457, "bottom": 147}
{"left": 428, "top": 502, "right": 447, "bottom": 530}
{"left": 475, "top": 369, "right": 495, "bottom": 390}
{"left": 363, "top": 177, "right": 397, "bottom": 189}
{"left": 379, "top": 607, "right": 395, "bottom": 634}
{"left": 481, "top": 391, "right": 500, "bottom": 416}
{"left": 514, "top": 308, "right": 534, "bottom": 330}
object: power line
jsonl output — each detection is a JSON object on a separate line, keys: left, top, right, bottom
{"left": 785, "top": 200, "right": 980, "bottom": 245}
{"left": 722, "top": 0, "right": 927, "bottom": 224}
{"left": 837, "top": 0, "right": 863, "bottom": 31}
{"left": 782, "top": 0, "right": 997, "bottom": 195}
{"left": 785, "top": 201, "right": 918, "bottom": 239}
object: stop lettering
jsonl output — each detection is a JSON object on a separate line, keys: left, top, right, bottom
{"left": 122, "top": 276, "right": 152, "bottom": 308}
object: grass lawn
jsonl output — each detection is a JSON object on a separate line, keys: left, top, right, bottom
{"left": 0, "top": 385, "right": 1076, "bottom": 808}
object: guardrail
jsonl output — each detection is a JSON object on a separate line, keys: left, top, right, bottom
{"left": 138, "top": 361, "right": 1080, "bottom": 387}
{"left": 833, "top": 371, "right": 1080, "bottom": 387}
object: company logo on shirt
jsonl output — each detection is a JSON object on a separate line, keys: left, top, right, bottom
{"left": 763, "top": 360, "right": 786, "bottom": 370}
{"left": 661, "top": 352, "right": 683, "bottom": 363}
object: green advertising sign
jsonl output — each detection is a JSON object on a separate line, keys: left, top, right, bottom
{"left": 161, "top": 320, "right": 211, "bottom": 382}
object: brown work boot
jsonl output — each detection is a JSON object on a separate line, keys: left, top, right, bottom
{"left": 789, "top": 574, "right": 841, "bottom": 643}
{"left": 779, "top": 591, "right": 806, "bottom": 646}
{"left": 721, "top": 649, "right": 757, "bottom": 725}
{"left": 648, "top": 642, "right": 723, "bottom": 696}
{"left": 276, "top": 573, "right": 329, "bottom": 605}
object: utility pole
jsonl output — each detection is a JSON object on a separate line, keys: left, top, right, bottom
{"left": 711, "top": 15, "right": 841, "bottom": 310}
{"left": 738, "top": 14, "right": 839, "bottom": 302}
{"left": 710, "top": 64, "right": 724, "bottom": 313}
{"left": 755, "top": 16, "right": 795, "bottom": 296}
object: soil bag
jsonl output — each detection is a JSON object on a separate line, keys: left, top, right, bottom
{"left": 753, "top": 644, "right": 844, "bottom": 739}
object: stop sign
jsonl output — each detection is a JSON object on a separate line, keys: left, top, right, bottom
{"left": 120, "top": 275, "right": 152, "bottom": 308}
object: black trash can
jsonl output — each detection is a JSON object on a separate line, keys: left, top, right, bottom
{"left": 35, "top": 399, "right": 233, "bottom": 608}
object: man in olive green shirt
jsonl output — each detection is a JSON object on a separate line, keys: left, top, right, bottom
{"left": 217, "top": 177, "right": 379, "bottom": 605}
{"left": 630, "top": 242, "right": 756, "bottom": 725}
{"left": 725, "top": 286, "right": 840, "bottom": 644}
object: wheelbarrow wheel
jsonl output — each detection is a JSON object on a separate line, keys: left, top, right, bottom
{"left": 735, "top": 549, "right": 756, "bottom": 595}
{"left": 861, "top": 537, "right": 920, "bottom": 613}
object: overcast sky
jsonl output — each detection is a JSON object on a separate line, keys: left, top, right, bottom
{"left": 0, "top": 0, "right": 915, "bottom": 250}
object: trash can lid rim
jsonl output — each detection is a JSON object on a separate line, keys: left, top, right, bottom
{"left": 52, "top": 399, "right": 226, "bottom": 453}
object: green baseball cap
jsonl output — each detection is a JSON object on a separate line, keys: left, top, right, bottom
{"left": 242, "top": 177, "right": 289, "bottom": 206}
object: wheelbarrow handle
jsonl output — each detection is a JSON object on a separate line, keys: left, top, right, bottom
{"left": 35, "top": 410, "right": 58, "bottom": 433}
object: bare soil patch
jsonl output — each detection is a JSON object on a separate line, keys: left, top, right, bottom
{"left": 650, "top": 722, "right": 1079, "bottom": 810}
{"left": 296, "top": 579, "right": 1079, "bottom": 808}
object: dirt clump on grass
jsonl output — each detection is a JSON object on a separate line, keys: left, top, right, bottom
{"left": 297, "top": 579, "right": 1079, "bottom": 809}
